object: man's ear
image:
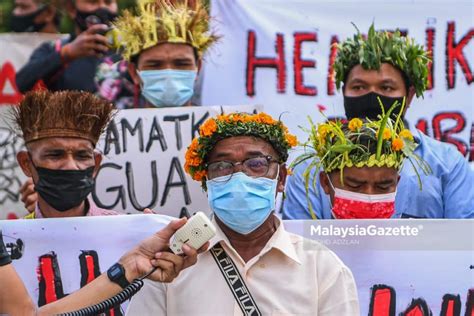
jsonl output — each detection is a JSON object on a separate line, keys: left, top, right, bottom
{"left": 17, "top": 151, "right": 33, "bottom": 177}
{"left": 93, "top": 152, "right": 103, "bottom": 178}
{"left": 320, "top": 172, "right": 332, "bottom": 195}
{"left": 128, "top": 62, "right": 141, "bottom": 86}
{"left": 277, "top": 164, "right": 287, "bottom": 193}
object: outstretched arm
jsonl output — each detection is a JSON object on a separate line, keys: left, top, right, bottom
{"left": 37, "top": 217, "right": 206, "bottom": 315}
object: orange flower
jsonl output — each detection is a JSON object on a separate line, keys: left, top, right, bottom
{"left": 199, "top": 118, "right": 217, "bottom": 137}
{"left": 378, "top": 128, "right": 392, "bottom": 140}
{"left": 348, "top": 118, "right": 363, "bottom": 131}
{"left": 193, "top": 169, "right": 207, "bottom": 181}
{"left": 228, "top": 114, "right": 244, "bottom": 123}
{"left": 391, "top": 138, "right": 404, "bottom": 151}
{"left": 286, "top": 134, "right": 297, "bottom": 147}
{"left": 216, "top": 114, "right": 230, "bottom": 123}
{"left": 184, "top": 162, "right": 191, "bottom": 173}
{"left": 399, "top": 129, "right": 414, "bottom": 141}
{"left": 257, "top": 113, "right": 276, "bottom": 125}
{"left": 188, "top": 156, "right": 201, "bottom": 167}
{"left": 188, "top": 137, "right": 200, "bottom": 152}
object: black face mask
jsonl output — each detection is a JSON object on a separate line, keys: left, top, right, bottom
{"left": 33, "top": 165, "right": 96, "bottom": 212}
{"left": 10, "top": 5, "right": 47, "bottom": 32}
{"left": 344, "top": 92, "right": 406, "bottom": 120}
{"left": 75, "top": 7, "right": 117, "bottom": 32}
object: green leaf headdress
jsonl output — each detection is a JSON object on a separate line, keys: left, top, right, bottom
{"left": 291, "top": 100, "right": 432, "bottom": 219}
{"left": 334, "top": 23, "right": 430, "bottom": 97}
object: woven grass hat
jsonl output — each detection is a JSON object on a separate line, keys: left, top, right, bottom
{"left": 113, "top": 0, "right": 219, "bottom": 61}
{"left": 12, "top": 90, "right": 114, "bottom": 146}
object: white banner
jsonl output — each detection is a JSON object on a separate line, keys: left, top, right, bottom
{"left": 1, "top": 217, "right": 473, "bottom": 315}
{"left": 203, "top": 0, "right": 474, "bottom": 165}
{"left": 0, "top": 34, "right": 64, "bottom": 219}
{"left": 93, "top": 105, "right": 259, "bottom": 217}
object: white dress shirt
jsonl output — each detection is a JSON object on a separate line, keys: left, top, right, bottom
{"left": 126, "top": 216, "right": 359, "bottom": 316}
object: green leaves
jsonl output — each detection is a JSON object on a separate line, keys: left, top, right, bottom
{"left": 334, "top": 23, "right": 430, "bottom": 96}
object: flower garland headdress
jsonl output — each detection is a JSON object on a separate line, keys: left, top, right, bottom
{"left": 291, "top": 100, "right": 432, "bottom": 218}
{"left": 185, "top": 112, "right": 297, "bottom": 188}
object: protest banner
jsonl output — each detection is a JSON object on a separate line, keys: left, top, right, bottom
{"left": 0, "top": 33, "right": 63, "bottom": 219}
{"left": 1, "top": 216, "right": 472, "bottom": 315}
{"left": 93, "top": 105, "right": 259, "bottom": 217}
{"left": 203, "top": 0, "right": 474, "bottom": 166}
{"left": 0, "top": 33, "right": 62, "bottom": 106}
{"left": 0, "top": 32, "right": 260, "bottom": 219}
{"left": 0, "top": 104, "right": 259, "bottom": 219}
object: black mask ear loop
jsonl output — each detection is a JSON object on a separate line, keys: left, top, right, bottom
{"left": 26, "top": 152, "right": 39, "bottom": 184}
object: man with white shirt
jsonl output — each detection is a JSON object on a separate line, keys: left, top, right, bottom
{"left": 127, "top": 112, "right": 359, "bottom": 315}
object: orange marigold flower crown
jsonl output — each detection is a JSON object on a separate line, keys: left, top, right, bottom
{"left": 184, "top": 112, "right": 297, "bottom": 185}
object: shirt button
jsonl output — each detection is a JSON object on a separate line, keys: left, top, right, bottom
{"left": 259, "top": 263, "right": 266, "bottom": 269}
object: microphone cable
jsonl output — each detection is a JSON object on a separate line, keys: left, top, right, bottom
{"left": 58, "top": 266, "right": 158, "bottom": 316}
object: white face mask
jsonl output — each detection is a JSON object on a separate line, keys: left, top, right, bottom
{"left": 327, "top": 175, "right": 397, "bottom": 219}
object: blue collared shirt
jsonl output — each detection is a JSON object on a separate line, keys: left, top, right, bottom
{"left": 282, "top": 130, "right": 474, "bottom": 219}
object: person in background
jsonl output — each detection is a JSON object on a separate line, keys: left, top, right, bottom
{"left": 10, "top": 0, "right": 60, "bottom": 33}
{"left": 283, "top": 24, "right": 474, "bottom": 219}
{"left": 15, "top": 0, "right": 120, "bottom": 94}
{"left": 127, "top": 112, "right": 359, "bottom": 315}
{"left": 13, "top": 90, "right": 119, "bottom": 219}
{"left": 0, "top": 218, "right": 205, "bottom": 315}
{"left": 17, "top": 0, "right": 217, "bottom": 213}
{"left": 113, "top": 0, "right": 218, "bottom": 108}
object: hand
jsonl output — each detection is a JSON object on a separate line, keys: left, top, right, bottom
{"left": 20, "top": 178, "right": 37, "bottom": 214}
{"left": 118, "top": 218, "right": 209, "bottom": 283}
{"left": 61, "top": 24, "right": 109, "bottom": 61}
{"left": 143, "top": 208, "right": 157, "bottom": 214}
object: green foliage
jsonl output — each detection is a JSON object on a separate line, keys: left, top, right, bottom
{"left": 334, "top": 23, "right": 430, "bottom": 97}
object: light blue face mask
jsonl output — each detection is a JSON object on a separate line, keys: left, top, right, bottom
{"left": 138, "top": 69, "right": 197, "bottom": 107}
{"left": 206, "top": 171, "right": 278, "bottom": 235}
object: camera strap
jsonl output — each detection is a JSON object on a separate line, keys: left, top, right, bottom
{"left": 210, "top": 243, "right": 262, "bottom": 316}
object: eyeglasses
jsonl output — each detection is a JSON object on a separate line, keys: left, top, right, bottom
{"left": 206, "top": 155, "right": 279, "bottom": 182}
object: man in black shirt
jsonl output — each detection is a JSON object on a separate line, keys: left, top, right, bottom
{"left": 15, "top": 0, "right": 119, "bottom": 93}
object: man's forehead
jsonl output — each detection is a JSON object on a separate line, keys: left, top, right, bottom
{"left": 29, "top": 137, "right": 94, "bottom": 151}
{"left": 141, "top": 43, "right": 195, "bottom": 59}
{"left": 342, "top": 166, "right": 398, "bottom": 180}
{"left": 347, "top": 63, "right": 405, "bottom": 82}
{"left": 209, "top": 136, "right": 277, "bottom": 158}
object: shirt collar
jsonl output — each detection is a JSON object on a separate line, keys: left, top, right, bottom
{"left": 208, "top": 215, "right": 302, "bottom": 265}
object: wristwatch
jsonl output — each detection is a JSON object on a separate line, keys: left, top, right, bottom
{"left": 107, "top": 262, "right": 131, "bottom": 289}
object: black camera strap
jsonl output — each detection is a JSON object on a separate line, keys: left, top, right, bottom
{"left": 210, "top": 243, "right": 262, "bottom": 316}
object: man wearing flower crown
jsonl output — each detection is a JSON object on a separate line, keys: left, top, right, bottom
{"left": 292, "top": 106, "right": 431, "bottom": 219}
{"left": 113, "top": 0, "right": 218, "bottom": 108}
{"left": 127, "top": 112, "right": 359, "bottom": 315}
{"left": 284, "top": 25, "right": 474, "bottom": 219}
